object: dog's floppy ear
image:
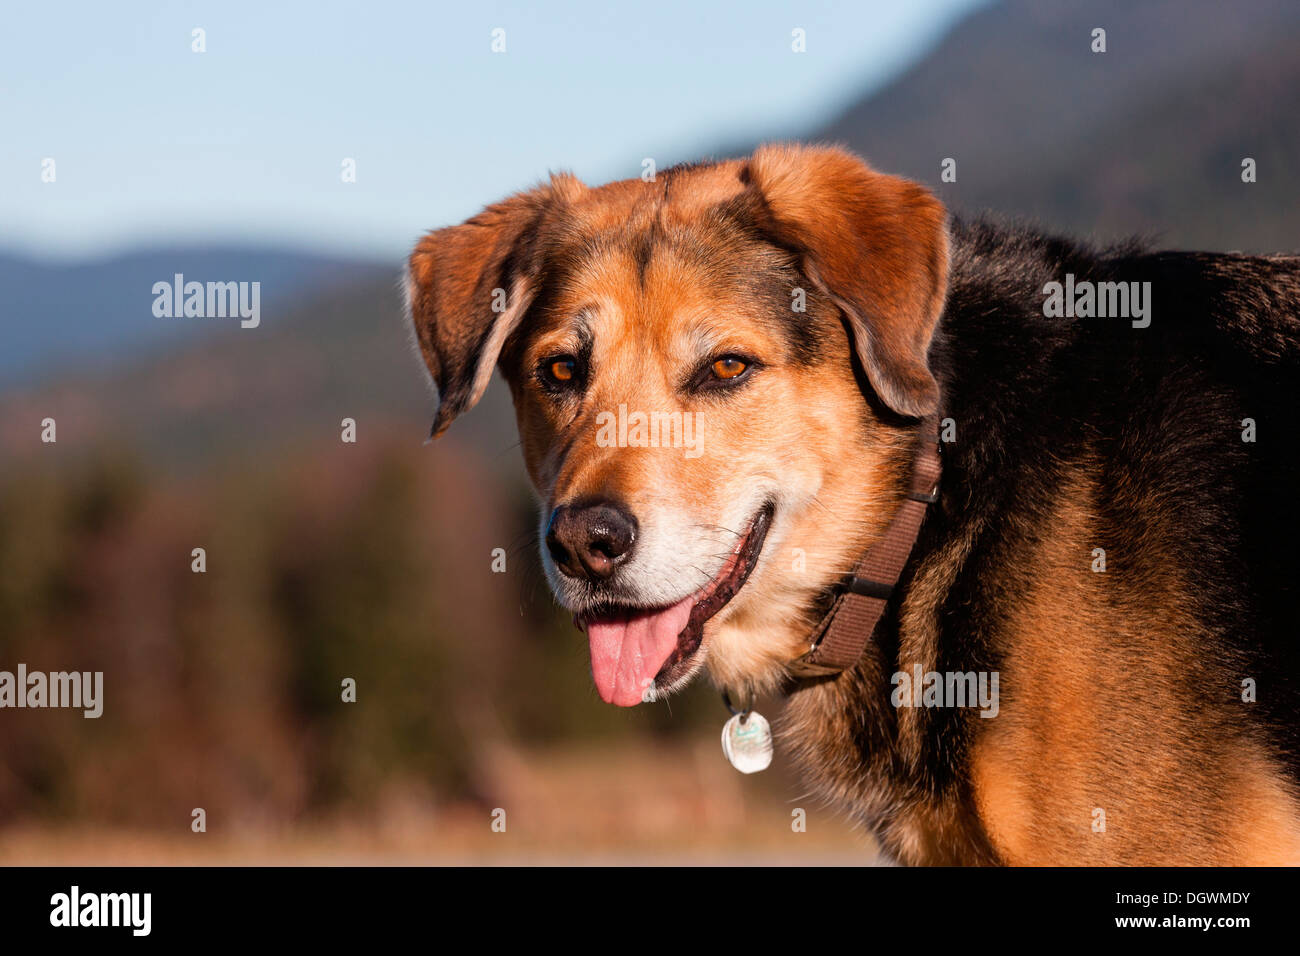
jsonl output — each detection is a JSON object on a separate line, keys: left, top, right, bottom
{"left": 744, "top": 143, "right": 949, "bottom": 418}
{"left": 407, "top": 173, "right": 583, "bottom": 438}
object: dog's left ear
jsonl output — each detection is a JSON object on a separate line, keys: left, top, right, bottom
{"left": 407, "top": 173, "right": 584, "bottom": 438}
{"left": 744, "top": 143, "right": 949, "bottom": 418}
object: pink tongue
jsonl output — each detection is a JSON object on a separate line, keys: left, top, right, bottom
{"left": 586, "top": 596, "right": 694, "bottom": 706}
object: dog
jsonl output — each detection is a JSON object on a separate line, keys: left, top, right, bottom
{"left": 405, "top": 143, "right": 1300, "bottom": 865}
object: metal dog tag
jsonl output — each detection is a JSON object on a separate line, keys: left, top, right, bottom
{"left": 721, "top": 710, "right": 773, "bottom": 774}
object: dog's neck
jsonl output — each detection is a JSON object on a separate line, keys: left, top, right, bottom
{"left": 786, "top": 416, "right": 943, "bottom": 678}
{"left": 772, "top": 243, "right": 1010, "bottom": 864}
{"left": 777, "top": 430, "right": 998, "bottom": 862}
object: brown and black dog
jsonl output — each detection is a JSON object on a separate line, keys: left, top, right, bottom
{"left": 406, "top": 143, "right": 1300, "bottom": 865}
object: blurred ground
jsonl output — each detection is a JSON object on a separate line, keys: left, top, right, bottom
{"left": 1, "top": 742, "right": 878, "bottom": 865}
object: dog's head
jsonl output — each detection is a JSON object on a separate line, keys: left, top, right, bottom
{"left": 407, "top": 143, "right": 947, "bottom": 705}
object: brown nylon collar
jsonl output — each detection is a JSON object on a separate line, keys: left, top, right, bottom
{"left": 788, "top": 417, "right": 942, "bottom": 678}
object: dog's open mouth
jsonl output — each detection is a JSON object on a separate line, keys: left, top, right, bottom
{"left": 575, "top": 503, "right": 774, "bottom": 707}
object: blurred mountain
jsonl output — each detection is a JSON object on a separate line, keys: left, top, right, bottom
{"left": 0, "top": 247, "right": 391, "bottom": 386}
{"left": 816, "top": 0, "right": 1300, "bottom": 252}
{"left": 0, "top": 271, "right": 524, "bottom": 479}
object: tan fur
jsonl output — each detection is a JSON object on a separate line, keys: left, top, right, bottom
{"left": 966, "top": 464, "right": 1300, "bottom": 864}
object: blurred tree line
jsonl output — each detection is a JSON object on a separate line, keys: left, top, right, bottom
{"left": 0, "top": 435, "right": 718, "bottom": 831}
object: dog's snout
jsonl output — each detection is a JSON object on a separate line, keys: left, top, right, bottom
{"left": 545, "top": 500, "right": 638, "bottom": 581}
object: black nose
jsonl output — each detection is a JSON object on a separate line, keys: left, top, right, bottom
{"left": 545, "top": 500, "right": 638, "bottom": 581}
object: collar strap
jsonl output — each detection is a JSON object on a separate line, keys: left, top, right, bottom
{"left": 788, "top": 417, "right": 942, "bottom": 678}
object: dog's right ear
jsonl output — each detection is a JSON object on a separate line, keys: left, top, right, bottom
{"left": 407, "top": 174, "right": 582, "bottom": 438}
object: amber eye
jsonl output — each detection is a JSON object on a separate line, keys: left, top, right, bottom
{"left": 542, "top": 356, "right": 579, "bottom": 387}
{"left": 711, "top": 356, "right": 748, "bottom": 380}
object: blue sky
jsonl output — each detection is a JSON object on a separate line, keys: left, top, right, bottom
{"left": 1, "top": 0, "right": 985, "bottom": 262}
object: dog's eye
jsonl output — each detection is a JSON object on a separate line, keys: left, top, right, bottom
{"left": 688, "top": 353, "right": 758, "bottom": 393}
{"left": 711, "top": 356, "right": 748, "bottom": 380}
{"left": 540, "top": 355, "right": 581, "bottom": 389}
